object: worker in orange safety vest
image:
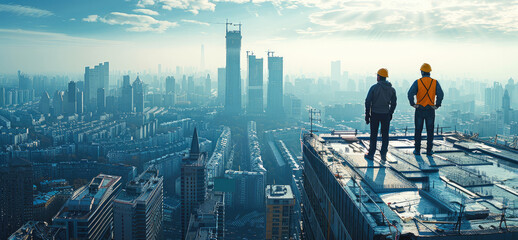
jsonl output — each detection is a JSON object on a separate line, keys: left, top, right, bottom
{"left": 407, "top": 63, "right": 444, "bottom": 156}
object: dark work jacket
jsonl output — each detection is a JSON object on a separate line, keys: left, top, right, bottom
{"left": 365, "top": 80, "right": 397, "bottom": 115}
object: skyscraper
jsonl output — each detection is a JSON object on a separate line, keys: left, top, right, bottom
{"left": 0, "top": 87, "right": 5, "bottom": 107}
{"left": 18, "top": 70, "right": 32, "bottom": 91}
{"left": 187, "top": 76, "right": 194, "bottom": 94}
{"left": 503, "top": 89, "right": 511, "bottom": 124}
{"left": 166, "top": 76, "right": 175, "bottom": 94}
{"left": 247, "top": 53, "right": 264, "bottom": 114}
{"left": 331, "top": 60, "right": 341, "bottom": 86}
{"left": 225, "top": 22, "right": 242, "bottom": 114}
{"left": 265, "top": 185, "right": 295, "bottom": 240}
{"left": 182, "top": 75, "right": 187, "bottom": 92}
{"left": 39, "top": 91, "right": 50, "bottom": 114}
{"left": 52, "top": 91, "right": 64, "bottom": 116}
{"left": 84, "top": 62, "right": 109, "bottom": 110}
{"left": 66, "top": 81, "right": 77, "bottom": 115}
{"left": 181, "top": 128, "right": 207, "bottom": 238}
{"left": 121, "top": 75, "right": 134, "bottom": 112}
{"left": 133, "top": 76, "right": 144, "bottom": 113}
{"left": 53, "top": 174, "right": 122, "bottom": 240}
{"left": 205, "top": 74, "right": 211, "bottom": 96}
{"left": 267, "top": 52, "right": 284, "bottom": 115}
{"left": 113, "top": 168, "right": 164, "bottom": 240}
{"left": 77, "top": 90, "right": 84, "bottom": 114}
{"left": 218, "top": 67, "right": 226, "bottom": 105}
{"left": 0, "top": 158, "right": 33, "bottom": 240}
{"left": 97, "top": 88, "right": 105, "bottom": 113}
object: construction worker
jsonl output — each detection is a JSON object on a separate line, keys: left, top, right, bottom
{"left": 365, "top": 68, "right": 397, "bottom": 162}
{"left": 407, "top": 63, "right": 444, "bottom": 155}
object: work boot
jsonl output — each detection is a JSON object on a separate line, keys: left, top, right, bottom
{"left": 413, "top": 150, "right": 421, "bottom": 155}
{"left": 364, "top": 153, "right": 374, "bottom": 160}
{"left": 426, "top": 150, "right": 435, "bottom": 156}
{"left": 380, "top": 155, "right": 387, "bottom": 163}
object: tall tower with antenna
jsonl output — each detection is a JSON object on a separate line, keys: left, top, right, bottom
{"left": 225, "top": 20, "right": 242, "bottom": 114}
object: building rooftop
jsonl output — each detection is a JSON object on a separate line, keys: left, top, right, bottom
{"left": 33, "top": 191, "right": 59, "bottom": 206}
{"left": 54, "top": 174, "right": 121, "bottom": 220}
{"left": 306, "top": 132, "right": 518, "bottom": 237}
{"left": 115, "top": 169, "right": 163, "bottom": 204}
{"left": 8, "top": 221, "right": 65, "bottom": 240}
{"left": 266, "top": 185, "right": 294, "bottom": 200}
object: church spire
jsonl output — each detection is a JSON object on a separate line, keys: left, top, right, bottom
{"left": 190, "top": 127, "right": 200, "bottom": 156}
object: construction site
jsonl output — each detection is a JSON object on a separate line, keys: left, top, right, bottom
{"left": 301, "top": 131, "right": 518, "bottom": 240}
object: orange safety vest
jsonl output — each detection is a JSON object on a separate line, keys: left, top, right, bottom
{"left": 416, "top": 77, "right": 437, "bottom": 107}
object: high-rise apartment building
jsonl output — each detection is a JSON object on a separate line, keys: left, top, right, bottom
{"left": 218, "top": 67, "right": 226, "bottom": 105}
{"left": 331, "top": 60, "right": 341, "bottom": 88}
{"left": 53, "top": 174, "right": 122, "bottom": 240}
{"left": 166, "top": 76, "right": 175, "bottom": 94}
{"left": 267, "top": 53, "right": 283, "bottom": 115}
{"left": 52, "top": 91, "right": 64, "bottom": 116}
{"left": 503, "top": 89, "right": 511, "bottom": 124}
{"left": 205, "top": 74, "right": 211, "bottom": 96}
{"left": 133, "top": 76, "right": 144, "bottom": 113}
{"left": 84, "top": 62, "right": 109, "bottom": 109}
{"left": 0, "top": 159, "right": 34, "bottom": 240}
{"left": 39, "top": 91, "right": 50, "bottom": 114}
{"left": 265, "top": 185, "right": 295, "bottom": 240}
{"left": 0, "top": 87, "right": 5, "bottom": 107}
{"left": 181, "top": 128, "right": 207, "bottom": 239}
{"left": 97, "top": 88, "right": 105, "bottom": 113}
{"left": 76, "top": 91, "right": 84, "bottom": 114}
{"left": 121, "top": 75, "right": 133, "bottom": 112}
{"left": 113, "top": 169, "right": 164, "bottom": 240}
{"left": 225, "top": 23, "right": 242, "bottom": 114}
{"left": 185, "top": 191, "right": 225, "bottom": 240}
{"left": 18, "top": 70, "right": 32, "bottom": 90}
{"left": 66, "top": 81, "right": 77, "bottom": 115}
{"left": 247, "top": 53, "right": 264, "bottom": 114}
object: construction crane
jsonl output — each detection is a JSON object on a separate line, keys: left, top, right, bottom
{"left": 225, "top": 19, "right": 241, "bottom": 32}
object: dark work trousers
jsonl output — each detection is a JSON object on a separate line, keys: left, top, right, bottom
{"left": 414, "top": 107, "right": 435, "bottom": 152}
{"left": 368, "top": 112, "right": 390, "bottom": 157}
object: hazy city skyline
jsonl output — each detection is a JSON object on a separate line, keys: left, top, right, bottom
{"left": 2, "top": 1, "right": 518, "bottom": 240}
{"left": 0, "top": 0, "right": 517, "bottom": 80}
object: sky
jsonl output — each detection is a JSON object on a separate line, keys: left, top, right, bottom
{"left": 0, "top": 0, "right": 517, "bottom": 81}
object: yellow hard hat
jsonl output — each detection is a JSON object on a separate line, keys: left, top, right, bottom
{"left": 377, "top": 68, "right": 388, "bottom": 78}
{"left": 420, "top": 63, "right": 432, "bottom": 72}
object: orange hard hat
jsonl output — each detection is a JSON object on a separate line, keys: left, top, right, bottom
{"left": 377, "top": 68, "right": 388, "bottom": 78}
{"left": 420, "top": 63, "right": 432, "bottom": 72}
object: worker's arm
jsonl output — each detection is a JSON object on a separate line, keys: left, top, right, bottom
{"left": 390, "top": 88, "right": 397, "bottom": 115}
{"left": 365, "top": 85, "right": 374, "bottom": 114}
{"left": 435, "top": 81, "right": 444, "bottom": 107}
{"left": 407, "top": 80, "right": 418, "bottom": 106}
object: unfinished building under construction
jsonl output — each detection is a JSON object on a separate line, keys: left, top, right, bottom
{"left": 301, "top": 132, "right": 518, "bottom": 240}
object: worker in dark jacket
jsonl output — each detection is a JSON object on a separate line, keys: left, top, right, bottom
{"left": 365, "top": 68, "right": 397, "bottom": 162}
{"left": 407, "top": 63, "right": 444, "bottom": 155}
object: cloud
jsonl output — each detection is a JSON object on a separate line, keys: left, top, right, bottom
{"left": 159, "top": 0, "right": 215, "bottom": 14}
{"left": 137, "top": 0, "right": 156, "bottom": 8}
{"left": 0, "top": 28, "right": 124, "bottom": 46}
{"left": 0, "top": 4, "right": 53, "bottom": 17}
{"left": 181, "top": 19, "right": 210, "bottom": 26}
{"left": 128, "top": 0, "right": 518, "bottom": 37}
{"left": 301, "top": 0, "right": 518, "bottom": 37}
{"left": 82, "top": 15, "right": 99, "bottom": 22}
{"left": 133, "top": 8, "right": 160, "bottom": 15}
{"left": 83, "top": 12, "right": 177, "bottom": 32}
